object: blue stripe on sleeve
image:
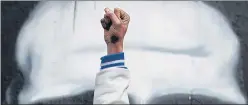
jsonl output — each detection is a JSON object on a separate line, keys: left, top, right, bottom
{"left": 100, "top": 52, "right": 128, "bottom": 70}
{"left": 119, "top": 67, "right": 128, "bottom": 69}
{"left": 100, "top": 63, "right": 125, "bottom": 69}
{"left": 101, "top": 52, "right": 124, "bottom": 64}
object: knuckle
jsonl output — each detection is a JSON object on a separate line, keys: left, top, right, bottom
{"left": 116, "top": 8, "right": 122, "bottom": 11}
{"left": 109, "top": 12, "right": 115, "bottom": 17}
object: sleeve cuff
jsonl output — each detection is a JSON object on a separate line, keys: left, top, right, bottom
{"left": 100, "top": 52, "right": 128, "bottom": 70}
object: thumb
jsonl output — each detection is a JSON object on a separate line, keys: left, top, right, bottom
{"left": 104, "top": 8, "right": 121, "bottom": 25}
{"left": 114, "top": 8, "right": 130, "bottom": 24}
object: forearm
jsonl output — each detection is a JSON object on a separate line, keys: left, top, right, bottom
{"left": 107, "top": 42, "right": 123, "bottom": 55}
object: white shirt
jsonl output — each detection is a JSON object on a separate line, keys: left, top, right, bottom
{"left": 94, "top": 52, "right": 130, "bottom": 104}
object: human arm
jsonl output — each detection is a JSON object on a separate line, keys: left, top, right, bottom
{"left": 93, "top": 8, "right": 131, "bottom": 104}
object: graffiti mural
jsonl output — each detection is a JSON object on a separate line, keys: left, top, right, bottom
{"left": 1, "top": 1, "right": 248, "bottom": 104}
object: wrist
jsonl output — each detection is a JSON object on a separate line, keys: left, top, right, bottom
{"left": 107, "top": 43, "right": 123, "bottom": 55}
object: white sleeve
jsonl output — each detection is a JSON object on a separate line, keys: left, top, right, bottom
{"left": 93, "top": 52, "right": 130, "bottom": 104}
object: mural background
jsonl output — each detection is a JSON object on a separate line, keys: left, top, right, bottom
{"left": 1, "top": 1, "right": 248, "bottom": 103}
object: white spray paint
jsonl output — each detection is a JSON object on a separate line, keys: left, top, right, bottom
{"left": 16, "top": 1, "right": 246, "bottom": 104}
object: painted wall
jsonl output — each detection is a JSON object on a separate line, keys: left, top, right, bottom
{"left": 2, "top": 1, "right": 248, "bottom": 104}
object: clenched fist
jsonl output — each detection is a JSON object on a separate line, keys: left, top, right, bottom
{"left": 100, "top": 8, "right": 130, "bottom": 55}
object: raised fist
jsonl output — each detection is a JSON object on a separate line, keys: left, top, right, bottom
{"left": 101, "top": 8, "right": 130, "bottom": 54}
